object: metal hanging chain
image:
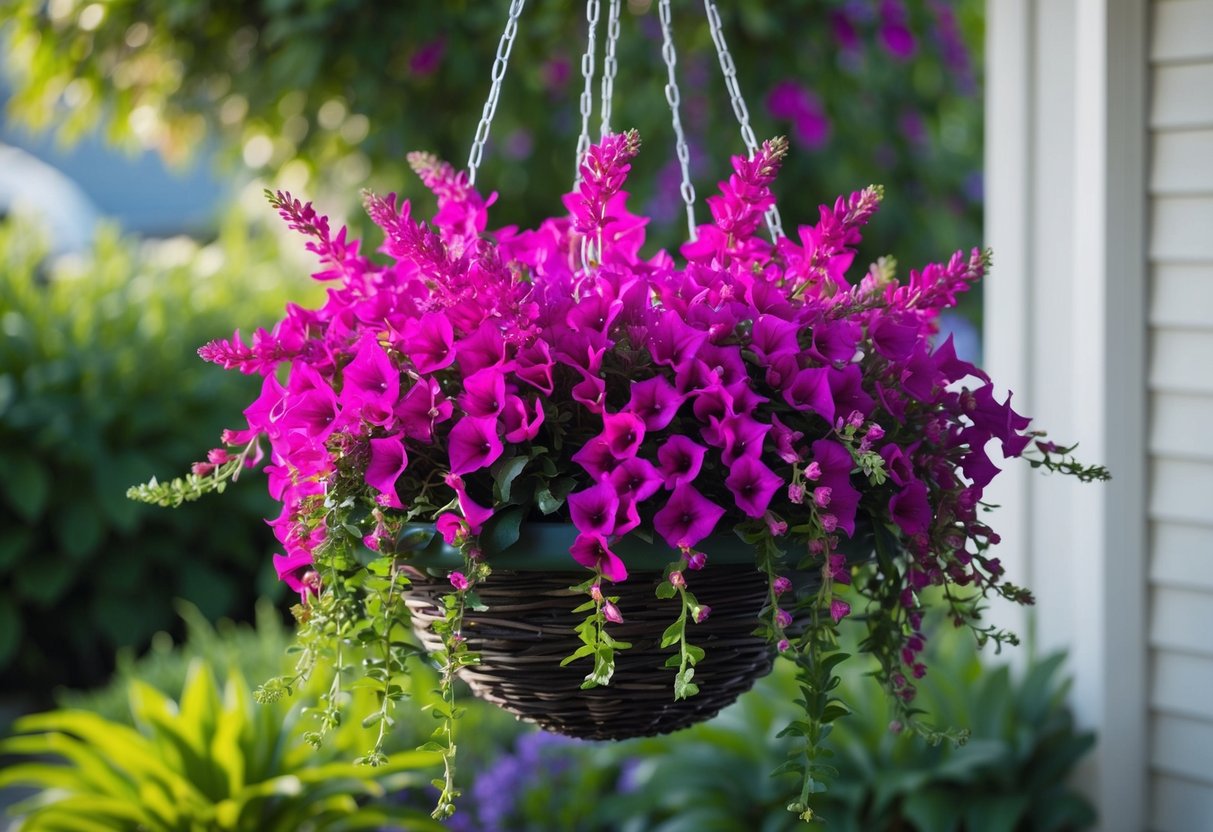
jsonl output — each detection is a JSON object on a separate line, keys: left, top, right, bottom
{"left": 573, "top": 0, "right": 602, "bottom": 187}
{"left": 702, "top": 0, "right": 785, "bottom": 241}
{"left": 466, "top": 0, "right": 526, "bottom": 187}
{"left": 658, "top": 0, "right": 698, "bottom": 242}
{"left": 598, "top": 0, "right": 621, "bottom": 137}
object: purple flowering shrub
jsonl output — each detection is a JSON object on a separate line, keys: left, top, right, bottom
{"left": 131, "top": 130, "right": 1106, "bottom": 822}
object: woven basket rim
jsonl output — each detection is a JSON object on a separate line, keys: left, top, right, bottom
{"left": 397, "top": 520, "right": 760, "bottom": 574}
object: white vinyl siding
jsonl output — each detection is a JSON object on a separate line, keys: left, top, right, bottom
{"left": 1147, "top": 2, "right": 1213, "bottom": 827}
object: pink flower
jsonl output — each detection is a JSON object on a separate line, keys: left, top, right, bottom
{"left": 725, "top": 455, "right": 783, "bottom": 519}
{"left": 570, "top": 533, "right": 628, "bottom": 582}
{"left": 448, "top": 570, "right": 469, "bottom": 591}
{"left": 775, "top": 608, "right": 794, "bottom": 629}
{"left": 693, "top": 605, "right": 711, "bottom": 624}
{"left": 773, "top": 576, "right": 793, "bottom": 596}
{"left": 601, "top": 410, "right": 646, "bottom": 458}
{"left": 365, "top": 434, "right": 408, "bottom": 509}
{"left": 603, "top": 600, "right": 624, "bottom": 624}
{"left": 830, "top": 598, "right": 852, "bottom": 623}
{"left": 447, "top": 416, "right": 503, "bottom": 475}
{"left": 657, "top": 435, "right": 708, "bottom": 490}
{"left": 653, "top": 484, "right": 725, "bottom": 549}
{"left": 568, "top": 482, "right": 621, "bottom": 538}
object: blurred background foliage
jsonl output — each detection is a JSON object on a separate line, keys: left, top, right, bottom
{"left": 1, "top": 0, "right": 984, "bottom": 270}
{"left": 0, "top": 217, "right": 321, "bottom": 698}
{"left": 3, "top": 602, "right": 1096, "bottom": 830}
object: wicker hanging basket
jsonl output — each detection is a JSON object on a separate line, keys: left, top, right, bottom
{"left": 400, "top": 523, "right": 815, "bottom": 741}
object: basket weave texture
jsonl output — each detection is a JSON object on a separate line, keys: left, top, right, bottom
{"left": 404, "top": 563, "right": 814, "bottom": 740}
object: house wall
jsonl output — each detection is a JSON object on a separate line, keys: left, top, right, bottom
{"left": 984, "top": 1, "right": 1151, "bottom": 829}
{"left": 1146, "top": 1, "right": 1213, "bottom": 827}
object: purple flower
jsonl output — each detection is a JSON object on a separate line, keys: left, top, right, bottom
{"left": 399, "top": 312, "right": 455, "bottom": 374}
{"left": 447, "top": 416, "right": 503, "bottom": 475}
{"left": 365, "top": 433, "right": 408, "bottom": 509}
{"left": 396, "top": 378, "right": 451, "bottom": 443}
{"left": 657, "top": 435, "right": 708, "bottom": 490}
{"left": 773, "top": 576, "right": 793, "bottom": 596}
{"left": 572, "top": 437, "right": 621, "bottom": 482}
{"left": 569, "top": 533, "right": 628, "bottom": 582}
{"left": 458, "top": 367, "right": 507, "bottom": 418}
{"left": 625, "top": 376, "right": 685, "bottom": 431}
{"left": 603, "top": 600, "right": 624, "bottom": 624}
{"left": 609, "top": 457, "right": 664, "bottom": 504}
{"left": 339, "top": 335, "right": 399, "bottom": 421}
{"left": 810, "top": 439, "right": 861, "bottom": 536}
{"left": 775, "top": 608, "right": 794, "bottom": 629}
{"left": 830, "top": 598, "right": 852, "bottom": 623}
{"left": 889, "top": 479, "right": 932, "bottom": 536}
{"left": 568, "top": 482, "right": 621, "bottom": 537}
{"left": 653, "top": 484, "right": 725, "bottom": 549}
{"left": 693, "top": 604, "right": 711, "bottom": 624}
{"left": 725, "top": 455, "right": 783, "bottom": 519}
{"left": 784, "top": 367, "right": 835, "bottom": 423}
{"left": 601, "top": 410, "right": 646, "bottom": 458}
{"left": 448, "top": 570, "right": 469, "bottom": 591}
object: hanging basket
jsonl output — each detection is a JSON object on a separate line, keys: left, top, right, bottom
{"left": 400, "top": 524, "right": 817, "bottom": 741}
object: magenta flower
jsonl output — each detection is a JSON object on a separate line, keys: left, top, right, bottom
{"left": 568, "top": 482, "right": 621, "bottom": 537}
{"left": 657, "top": 435, "right": 708, "bottom": 490}
{"left": 572, "top": 437, "right": 622, "bottom": 482}
{"left": 396, "top": 377, "right": 452, "bottom": 444}
{"left": 889, "top": 480, "right": 932, "bottom": 536}
{"left": 830, "top": 598, "right": 852, "bottom": 623}
{"left": 773, "top": 576, "right": 793, "bottom": 596}
{"left": 447, "top": 416, "right": 503, "bottom": 475}
{"left": 502, "top": 395, "right": 545, "bottom": 443}
{"left": 725, "top": 455, "right": 783, "bottom": 518}
{"left": 693, "top": 605, "right": 711, "bottom": 624}
{"left": 458, "top": 367, "right": 507, "bottom": 418}
{"left": 444, "top": 473, "right": 494, "bottom": 534}
{"left": 784, "top": 367, "right": 835, "bottom": 423}
{"left": 448, "top": 570, "right": 469, "bottom": 591}
{"left": 340, "top": 335, "right": 400, "bottom": 422}
{"left": 366, "top": 433, "right": 408, "bottom": 509}
{"left": 809, "top": 439, "right": 861, "bottom": 536}
{"left": 609, "top": 457, "right": 664, "bottom": 504}
{"left": 570, "top": 533, "right": 628, "bottom": 582}
{"left": 399, "top": 311, "right": 455, "bottom": 374}
{"left": 603, "top": 600, "right": 624, "bottom": 624}
{"left": 601, "top": 411, "right": 646, "bottom": 458}
{"left": 654, "top": 484, "right": 725, "bottom": 549}
{"left": 625, "top": 375, "right": 685, "bottom": 431}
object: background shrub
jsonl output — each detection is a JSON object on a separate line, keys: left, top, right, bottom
{"left": 0, "top": 217, "right": 319, "bottom": 696}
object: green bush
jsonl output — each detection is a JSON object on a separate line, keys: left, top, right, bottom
{"left": 431, "top": 621, "right": 1097, "bottom": 832}
{"left": 0, "top": 217, "right": 319, "bottom": 695}
{"left": 0, "top": 656, "right": 445, "bottom": 831}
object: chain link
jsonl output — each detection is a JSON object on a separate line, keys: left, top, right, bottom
{"left": 702, "top": 0, "right": 784, "bottom": 240}
{"left": 599, "top": 0, "right": 621, "bottom": 137}
{"left": 466, "top": 0, "right": 526, "bottom": 187}
{"left": 658, "top": 0, "right": 698, "bottom": 241}
{"left": 573, "top": 0, "right": 602, "bottom": 187}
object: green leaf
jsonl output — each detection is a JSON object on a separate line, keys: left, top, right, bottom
{"left": 0, "top": 524, "right": 33, "bottom": 574}
{"left": 0, "top": 450, "right": 50, "bottom": 522}
{"left": 559, "top": 644, "right": 596, "bottom": 667}
{"left": 674, "top": 668, "right": 699, "bottom": 700}
{"left": 659, "top": 619, "right": 684, "bottom": 649}
{"left": 52, "top": 499, "right": 106, "bottom": 562}
{"left": 480, "top": 506, "right": 524, "bottom": 556}
{"left": 655, "top": 581, "right": 677, "bottom": 600}
{"left": 490, "top": 454, "right": 529, "bottom": 504}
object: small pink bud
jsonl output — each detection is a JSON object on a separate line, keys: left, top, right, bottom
{"left": 787, "top": 483, "right": 806, "bottom": 504}
{"left": 889, "top": 720, "right": 903, "bottom": 734}
{"left": 603, "top": 600, "right": 624, "bottom": 624}
{"left": 813, "top": 486, "right": 832, "bottom": 508}
{"left": 685, "top": 551, "right": 707, "bottom": 571}
{"left": 693, "top": 605, "right": 711, "bottom": 623}
{"left": 772, "top": 576, "right": 793, "bottom": 596}
{"left": 805, "top": 462, "right": 822, "bottom": 481}
{"left": 591, "top": 584, "right": 604, "bottom": 603}
{"left": 820, "top": 513, "right": 838, "bottom": 533}
{"left": 775, "top": 608, "right": 793, "bottom": 629}
{"left": 191, "top": 462, "right": 216, "bottom": 477}
{"left": 448, "top": 571, "right": 469, "bottom": 591}
{"left": 207, "top": 448, "right": 231, "bottom": 464}
{"left": 670, "top": 570, "right": 686, "bottom": 589}
{"left": 847, "top": 410, "right": 864, "bottom": 429}
{"left": 829, "top": 598, "right": 851, "bottom": 623}
{"left": 866, "top": 424, "right": 885, "bottom": 442}
{"left": 777, "top": 638, "right": 791, "bottom": 652}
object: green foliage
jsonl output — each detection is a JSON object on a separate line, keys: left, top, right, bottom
{"left": 434, "top": 621, "right": 1096, "bottom": 832}
{"left": 0, "top": 656, "right": 444, "bottom": 831}
{"left": 0, "top": 0, "right": 984, "bottom": 267}
{"left": 0, "top": 217, "right": 318, "bottom": 694}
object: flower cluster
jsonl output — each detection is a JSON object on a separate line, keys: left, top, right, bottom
{"left": 138, "top": 129, "right": 1106, "bottom": 822}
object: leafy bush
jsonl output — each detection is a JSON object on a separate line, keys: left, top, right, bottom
{"left": 1, "top": 0, "right": 983, "bottom": 267}
{"left": 0, "top": 217, "right": 319, "bottom": 694}
{"left": 0, "top": 657, "right": 445, "bottom": 831}
{"left": 424, "top": 622, "right": 1096, "bottom": 832}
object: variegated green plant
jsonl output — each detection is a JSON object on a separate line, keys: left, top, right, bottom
{"left": 0, "top": 659, "right": 443, "bottom": 831}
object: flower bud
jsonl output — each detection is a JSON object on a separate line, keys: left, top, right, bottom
{"left": 670, "top": 570, "right": 686, "bottom": 589}
{"left": 772, "top": 576, "right": 793, "bottom": 596}
{"left": 603, "top": 600, "right": 624, "bottom": 624}
{"left": 693, "top": 604, "right": 711, "bottom": 623}
{"left": 685, "top": 550, "right": 707, "bottom": 571}
{"left": 448, "top": 571, "right": 469, "bottom": 591}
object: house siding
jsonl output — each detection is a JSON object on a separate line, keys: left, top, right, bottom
{"left": 1147, "top": 2, "right": 1213, "bottom": 828}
